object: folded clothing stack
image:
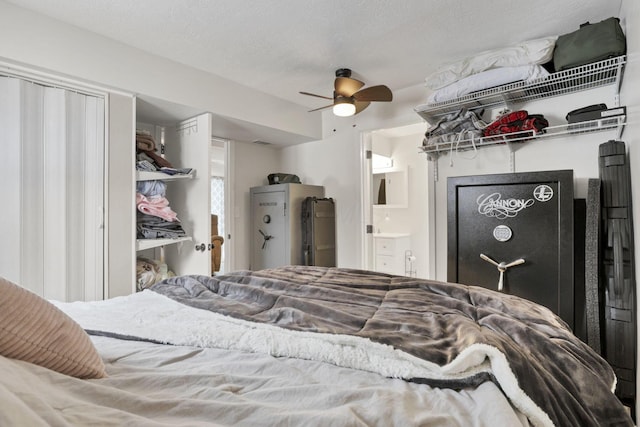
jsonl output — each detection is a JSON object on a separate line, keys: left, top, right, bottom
{"left": 137, "top": 215, "right": 186, "bottom": 239}
{"left": 136, "top": 131, "right": 174, "bottom": 171}
{"left": 483, "top": 110, "right": 549, "bottom": 142}
{"left": 423, "top": 108, "right": 487, "bottom": 146}
{"left": 135, "top": 179, "right": 186, "bottom": 240}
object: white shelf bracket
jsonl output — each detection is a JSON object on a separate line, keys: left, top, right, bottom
{"left": 509, "top": 149, "right": 516, "bottom": 173}
{"left": 432, "top": 155, "right": 439, "bottom": 182}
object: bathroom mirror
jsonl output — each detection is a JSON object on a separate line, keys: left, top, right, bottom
{"left": 373, "top": 168, "right": 408, "bottom": 208}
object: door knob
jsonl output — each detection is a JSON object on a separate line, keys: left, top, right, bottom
{"left": 195, "top": 243, "right": 206, "bottom": 252}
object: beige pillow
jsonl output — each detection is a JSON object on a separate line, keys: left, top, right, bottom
{"left": 0, "top": 277, "right": 106, "bottom": 379}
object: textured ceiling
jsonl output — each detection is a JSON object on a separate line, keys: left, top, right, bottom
{"left": 5, "top": 0, "right": 623, "bottom": 111}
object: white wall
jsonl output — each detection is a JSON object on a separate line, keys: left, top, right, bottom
{"left": 280, "top": 127, "right": 363, "bottom": 268}
{"left": 106, "top": 93, "right": 135, "bottom": 297}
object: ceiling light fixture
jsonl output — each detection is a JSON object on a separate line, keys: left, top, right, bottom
{"left": 333, "top": 96, "right": 356, "bottom": 117}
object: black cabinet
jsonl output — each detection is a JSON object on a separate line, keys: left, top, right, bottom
{"left": 447, "top": 170, "right": 575, "bottom": 328}
{"left": 599, "top": 140, "right": 636, "bottom": 410}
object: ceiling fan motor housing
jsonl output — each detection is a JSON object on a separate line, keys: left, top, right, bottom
{"left": 335, "top": 68, "right": 352, "bottom": 78}
{"left": 334, "top": 94, "right": 354, "bottom": 102}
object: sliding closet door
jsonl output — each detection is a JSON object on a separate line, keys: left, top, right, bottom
{"left": 0, "top": 76, "right": 105, "bottom": 301}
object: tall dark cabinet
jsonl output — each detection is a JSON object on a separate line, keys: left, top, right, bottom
{"left": 599, "top": 140, "right": 636, "bottom": 412}
{"left": 447, "top": 170, "right": 575, "bottom": 328}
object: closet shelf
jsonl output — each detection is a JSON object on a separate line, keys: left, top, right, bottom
{"left": 415, "top": 56, "right": 626, "bottom": 122}
{"left": 136, "top": 236, "right": 193, "bottom": 251}
{"left": 136, "top": 170, "right": 194, "bottom": 182}
{"left": 419, "top": 115, "right": 625, "bottom": 158}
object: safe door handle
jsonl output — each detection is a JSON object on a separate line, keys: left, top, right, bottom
{"left": 259, "top": 229, "right": 273, "bottom": 249}
{"left": 480, "top": 254, "right": 525, "bottom": 292}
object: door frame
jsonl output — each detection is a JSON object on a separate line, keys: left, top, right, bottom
{"left": 360, "top": 131, "right": 374, "bottom": 271}
{"left": 359, "top": 123, "right": 436, "bottom": 279}
{"left": 210, "top": 136, "right": 232, "bottom": 274}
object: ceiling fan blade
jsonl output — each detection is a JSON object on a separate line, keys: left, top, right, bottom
{"left": 354, "top": 101, "right": 371, "bottom": 114}
{"left": 353, "top": 85, "right": 393, "bottom": 102}
{"left": 335, "top": 77, "right": 365, "bottom": 97}
{"left": 299, "top": 91, "right": 333, "bottom": 100}
{"left": 308, "top": 104, "right": 334, "bottom": 112}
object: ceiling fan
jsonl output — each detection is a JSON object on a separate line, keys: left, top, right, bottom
{"left": 300, "top": 68, "right": 393, "bottom": 117}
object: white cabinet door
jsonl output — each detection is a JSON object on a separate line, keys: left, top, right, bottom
{"left": 163, "top": 113, "right": 212, "bottom": 276}
{"left": 373, "top": 235, "right": 410, "bottom": 276}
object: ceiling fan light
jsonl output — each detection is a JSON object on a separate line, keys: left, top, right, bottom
{"left": 333, "top": 99, "right": 356, "bottom": 117}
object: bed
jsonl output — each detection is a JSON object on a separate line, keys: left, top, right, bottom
{"left": 0, "top": 266, "right": 633, "bottom": 426}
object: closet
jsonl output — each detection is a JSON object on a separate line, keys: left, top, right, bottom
{"left": 107, "top": 95, "right": 213, "bottom": 296}
{"left": 0, "top": 75, "right": 105, "bottom": 301}
{"left": 134, "top": 106, "right": 213, "bottom": 290}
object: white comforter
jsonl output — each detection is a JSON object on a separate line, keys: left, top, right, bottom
{"left": 0, "top": 291, "right": 532, "bottom": 426}
{"left": 0, "top": 336, "right": 529, "bottom": 426}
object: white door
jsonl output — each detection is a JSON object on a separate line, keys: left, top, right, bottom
{"left": 164, "top": 113, "right": 212, "bottom": 276}
{"left": 251, "top": 191, "right": 287, "bottom": 270}
{"left": 0, "top": 76, "right": 105, "bottom": 301}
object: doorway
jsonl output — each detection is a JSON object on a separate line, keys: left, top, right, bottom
{"left": 210, "top": 137, "right": 229, "bottom": 274}
{"left": 361, "top": 122, "right": 434, "bottom": 279}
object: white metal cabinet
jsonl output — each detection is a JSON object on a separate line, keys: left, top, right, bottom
{"left": 250, "top": 183, "right": 324, "bottom": 270}
{"left": 374, "top": 233, "right": 410, "bottom": 276}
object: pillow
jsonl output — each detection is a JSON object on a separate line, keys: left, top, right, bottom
{"left": 0, "top": 277, "right": 106, "bottom": 379}
{"left": 426, "top": 64, "right": 550, "bottom": 104}
{"left": 425, "top": 36, "right": 557, "bottom": 90}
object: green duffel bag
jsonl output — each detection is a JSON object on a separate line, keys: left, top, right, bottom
{"left": 553, "top": 17, "right": 626, "bottom": 71}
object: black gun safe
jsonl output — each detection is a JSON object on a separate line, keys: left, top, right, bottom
{"left": 447, "top": 170, "right": 575, "bottom": 328}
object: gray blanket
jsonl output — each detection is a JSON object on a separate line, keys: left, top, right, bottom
{"left": 151, "top": 266, "right": 632, "bottom": 427}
